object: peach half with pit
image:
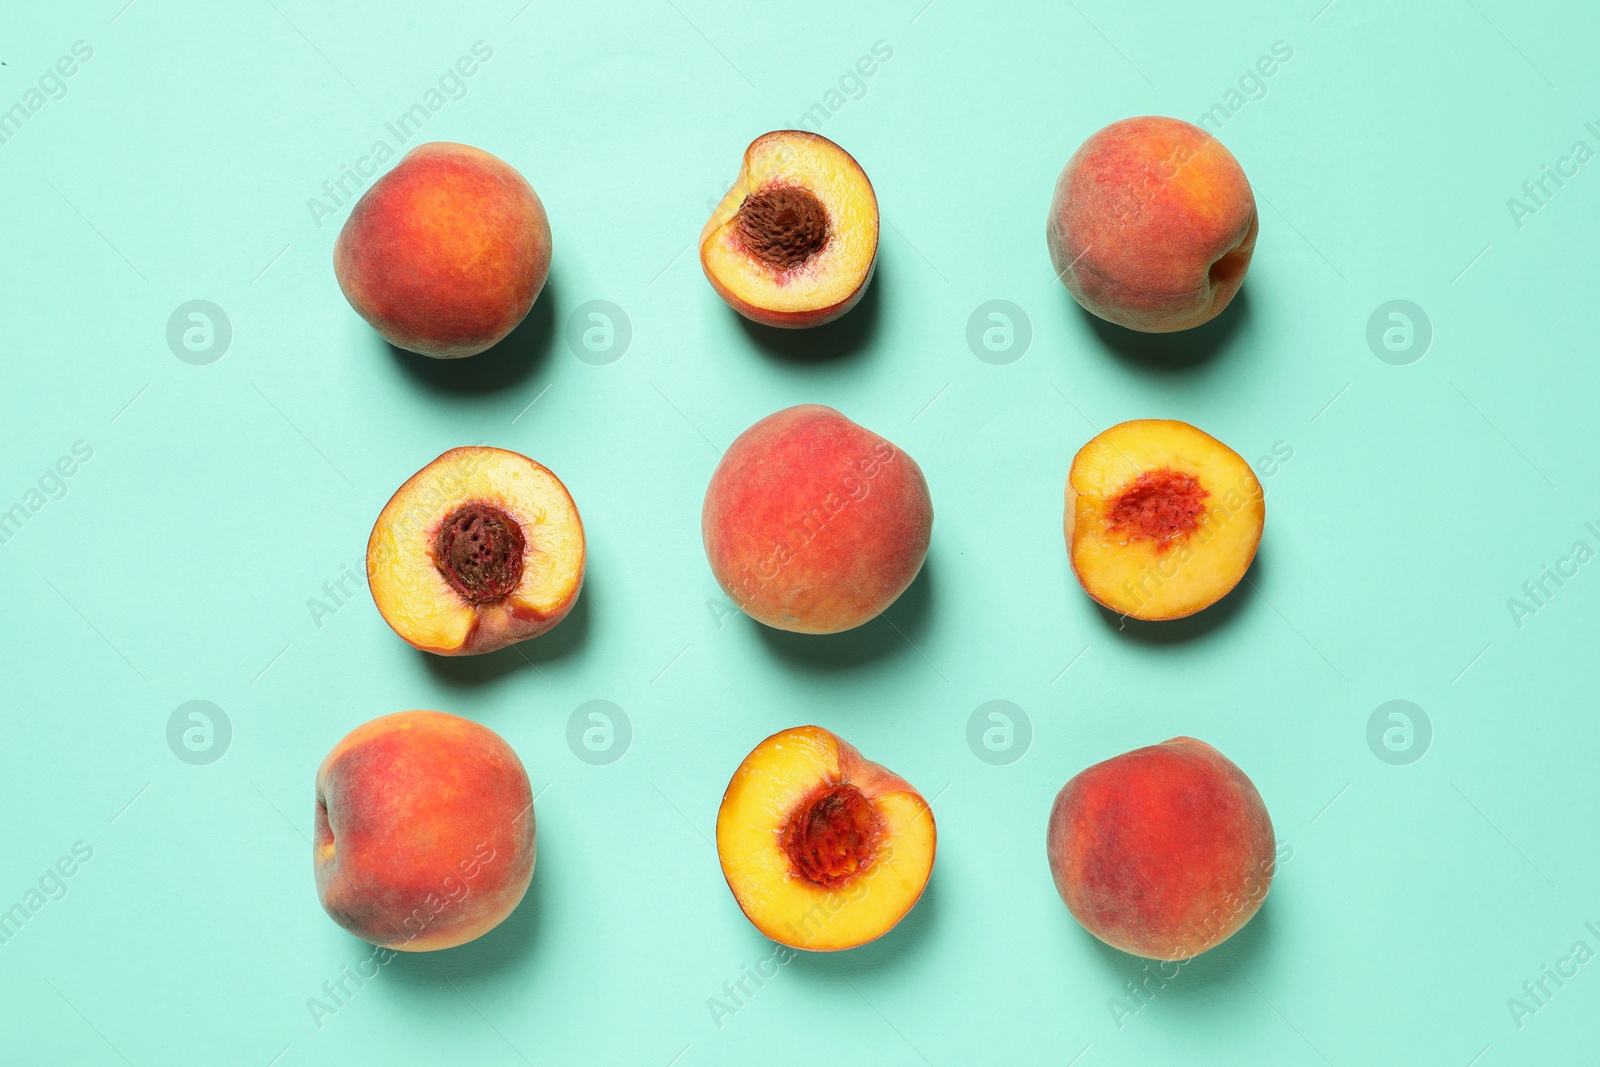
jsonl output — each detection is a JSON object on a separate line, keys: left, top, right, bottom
{"left": 716, "top": 726, "right": 935, "bottom": 951}
{"left": 1065, "top": 419, "right": 1262, "bottom": 621}
{"left": 700, "top": 130, "right": 878, "bottom": 328}
{"left": 367, "top": 446, "right": 584, "bottom": 655}
{"left": 334, "top": 142, "right": 552, "bottom": 358}
{"left": 1047, "top": 116, "right": 1257, "bottom": 332}
{"left": 702, "top": 404, "right": 932, "bottom": 634}
{"left": 1046, "top": 736, "right": 1277, "bottom": 960}
{"left": 315, "top": 710, "right": 536, "bottom": 951}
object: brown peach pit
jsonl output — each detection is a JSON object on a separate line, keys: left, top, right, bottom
{"left": 433, "top": 502, "right": 526, "bottom": 603}
{"left": 734, "top": 185, "right": 830, "bottom": 271}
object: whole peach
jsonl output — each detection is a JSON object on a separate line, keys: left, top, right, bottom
{"left": 314, "top": 711, "right": 535, "bottom": 951}
{"left": 1046, "top": 737, "right": 1276, "bottom": 959}
{"left": 334, "top": 142, "right": 551, "bottom": 358}
{"left": 702, "top": 405, "right": 932, "bottom": 634}
{"left": 1046, "top": 117, "right": 1256, "bottom": 332}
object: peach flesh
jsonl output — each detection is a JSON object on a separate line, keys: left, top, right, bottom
{"left": 1065, "top": 419, "right": 1264, "bottom": 621}
{"left": 700, "top": 131, "right": 877, "bottom": 329}
{"left": 779, "top": 783, "right": 883, "bottom": 889}
{"left": 716, "top": 725, "right": 936, "bottom": 951}
{"left": 1107, "top": 469, "right": 1209, "bottom": 550}
{"left": 734, "top": 185, "right": 829, "bottom": 270}
{"left": 366, "top": 447, "right": 585, "bottom": 656}
{"left": 433, "top": 502, "right": 526, "bottom": 603}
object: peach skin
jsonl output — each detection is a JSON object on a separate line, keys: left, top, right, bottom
{"left": 334, "top": 142, "right": 552, "bottom": 357}
{"left": 314, "top": 711, "right": 535, "bottom": 951}
{"left": 1046, "top": 737, "right": 1276, "bottom": 960}
{"left": 702, "top": 405, "right": 931, "bottom": 633}
{"left": 1047, "top": 117, "right": 1257, "bottom": 332}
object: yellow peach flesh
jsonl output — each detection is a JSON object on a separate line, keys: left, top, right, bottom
{"left": 367, "top": 447, "right": 584, "bottom": 655}
{"left": 1066, "top": 420, "right": 1262, "bottom": 620}
{"left": 716, "top": 726, "right": 934, "bottom": 952}
{"left": 701, "top": 132, "right": 877, "bottom": 323}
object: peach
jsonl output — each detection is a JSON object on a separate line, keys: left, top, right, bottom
{"left": 700, "top": 130, "right": 877, "bottom": 328}
{"left": 1047, "top": 117, "right": 1256, "bottom": 332}
{"left": 314, "top": 710, "right": 535, "bottom": 951}
{"left": 702, "top": 405, "right": 931, "bottom": 633}
{"left": 1066, "top": 419, "right": 1262, "bottom": 620}
{"left": 368, "top": 446, "right": 584, "bottom": 655}
{"left": 334, "top": 142, "right": 552, "bottom": 358}
{"left": 717, "top": 726, "right": 935, "bottom": 951}
{"left": 1047, "top": 737, "right": 1275, "bottom": 960}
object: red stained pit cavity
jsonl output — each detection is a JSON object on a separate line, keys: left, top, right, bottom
{"left": 780, "top": 783, "right": 883, "bottom": 888}
{"left": 1106, "top": 469, "right": 1208, "bottom": 551}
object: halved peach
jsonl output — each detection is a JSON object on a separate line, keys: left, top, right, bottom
{"left": 367, "top": 446, "right": 584, "bottom": 655}
{"left": 1066, "top": 419, "right": 1262, "bottom": 620}
{"left": 716, "top": 726, "right": 934, "bottom": 951}
{"left": 700, "top": 131, "right": 877, "bottom": 328}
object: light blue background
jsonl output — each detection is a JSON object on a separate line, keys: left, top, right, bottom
{"left": 2, "top": 0, "right": 1597, "bottom": 1063}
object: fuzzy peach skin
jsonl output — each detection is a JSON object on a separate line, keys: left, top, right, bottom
{"left": 315, "top": 711, "right": 535, "bottom": 951}
{"left": 702, "top": 405, "right": 931, "bottom": 633}
{"left": 700, "top": 130, "right": 878, "bottom": 328}
{"left": 1047, "top": 737, "right": 1276, "bottom": 960}
{"left": 717, "top": 726, "right": 936, "bottom": 951}
{"left": 367, "top": 447, "right": 585, "bottom": 656}
{"left": 1046, "top": 117, "right": 1257, "bottom": 332}
{"left": 334, "top": 142, "right": 552, "bottom": 358}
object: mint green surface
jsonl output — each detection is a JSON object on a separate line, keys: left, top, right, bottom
{"left": 3, "top": 1, "right": 1598, "bottom": 1063}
